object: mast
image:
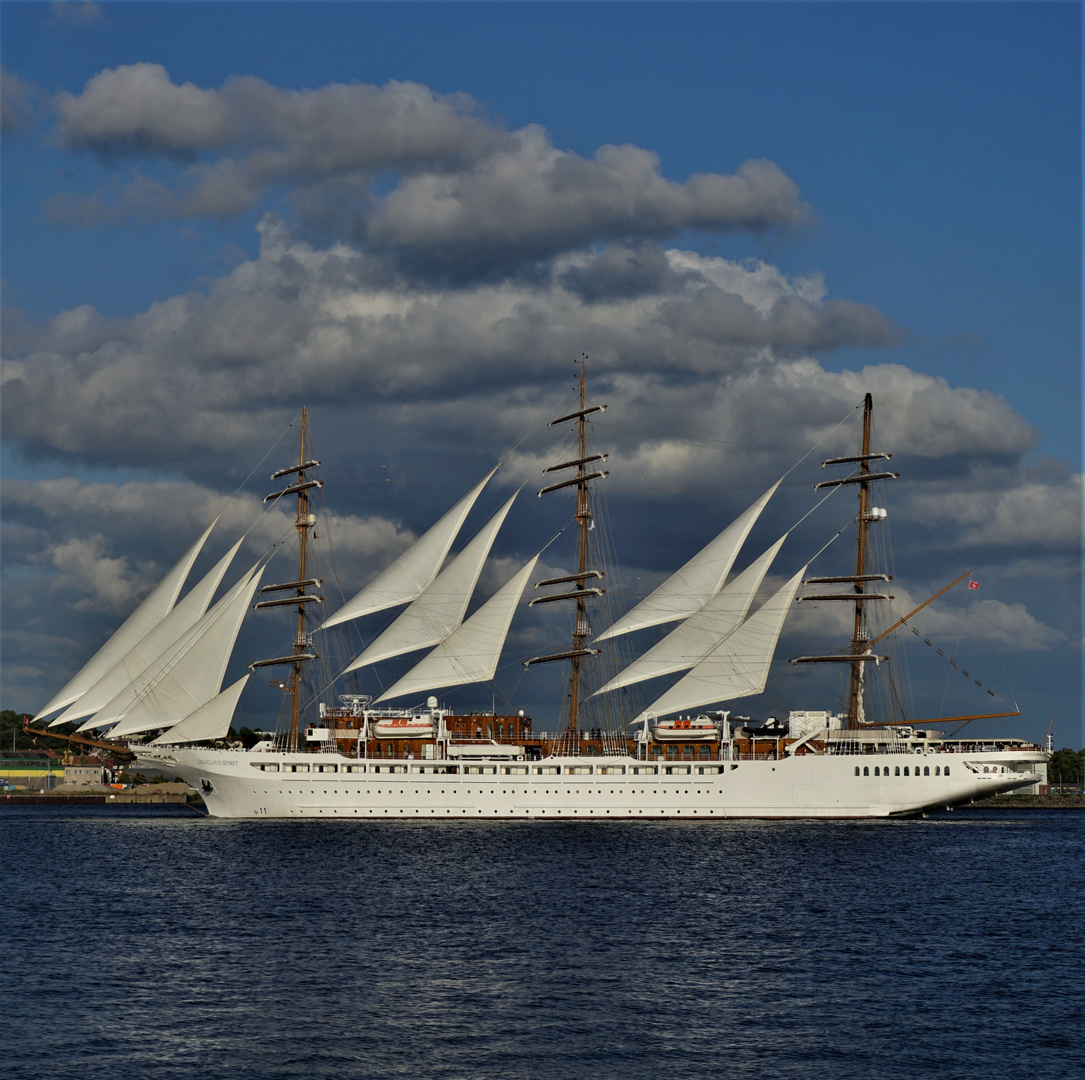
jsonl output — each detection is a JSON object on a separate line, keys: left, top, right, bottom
{"left": 525, "top": 356, "right": 608, "bottom": 736}
{"left": 249, "top": 408, "right": 324, "bottom": 750}
{"left": 792, "top": 393, "right": 899, "bottom": 728}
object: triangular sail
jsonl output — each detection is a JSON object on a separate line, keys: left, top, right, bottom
{"left": 595, "top": 482, "right": 779, "bottom": 642}
{"left": 78, "top": 563, "right": 261, "bottom": 735}
{"left": 593, "top": 535, "right": 787, "bottom": 696}
{"left": 344, "top": 492, "right": 518, "bottom": 673}
{"left": 375, "top": 556, "right": 540, "bottom": 702}
{"left": 50, "top": 538, "right": 243, "bottom": 726}
{"left": 103, "top": 567, "right": 264, "bottom": 740}
{"left": 633, "top": 565, "right": 806, "bottom": 724}
{"left": 33, "top": 515, "right": 220, "bottom": 719}
{"left": 321, "top": 467, "right": 498, "bottom": 630}
{"left": 152, "top": 675, "right": 249, "bottom": 745}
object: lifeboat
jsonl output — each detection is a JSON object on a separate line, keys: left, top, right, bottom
{"left": 651, "top": 716, "right": 720, "bottom": 742}
{"left": 370, "top": 716, "right": 438, "bottom": 739}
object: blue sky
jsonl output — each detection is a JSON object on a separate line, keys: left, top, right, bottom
{"left": 2, "top": 1, "right": 1081, "bottom": 745}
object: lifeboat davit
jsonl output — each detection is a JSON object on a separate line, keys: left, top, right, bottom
{"left": 651, "top": 716, "right": 720, "bottom": 742}
{"left": 370, "top": 717, "right": 437, "bottom": 739}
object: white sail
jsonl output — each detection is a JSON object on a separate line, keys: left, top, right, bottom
{"left": 344, "top": 491, "right": 518, "bottom": 672}
{"left": 50, "top": 538, "right": 244, "bottom": 726}
{"left": 633, "top": 565, "right": 806, "bottom": 724}
{"left": 33, "top": 515, "right": 219, "bottom": 719}
{"left": 593, "top": 534, "right": 787, "bottom": 696}
{"left": 322, "top": 467, "right": 498, "bottom": 630}
{"left": 79, "top": 563, "right": 262, "bottom": 736}
{"left": 375, "top": 555, "right": 540, "bottom": 702}
{"left": 595, "top": 482, "right": 779, "bottom": 642}
{"left": 152, "top": 675, "right": 250, "bottom": 745}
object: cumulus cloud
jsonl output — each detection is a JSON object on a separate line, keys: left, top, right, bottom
{"left": 1, "top": 228, "right": 906, "bottom": 470}
{"left": 908, "top": 470, "right": 1083, "bottom": 549}
{"left": 48, "top": 2, "right": 103, "bottom": 26}
{"left": 47, "top": 66, "right": 810, "bottom": 276}
{"left": 1, "top": 67, "right": 39, "bottom": 135}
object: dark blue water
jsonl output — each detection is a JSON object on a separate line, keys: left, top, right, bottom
{"left": 3, "top": 806, "right": 1082, "bottom": 1080}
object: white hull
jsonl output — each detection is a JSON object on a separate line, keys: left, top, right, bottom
{"left": 134, "top": 744, "right": 1042, "bottom": 820}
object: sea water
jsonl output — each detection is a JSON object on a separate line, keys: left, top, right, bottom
{"left": 3, "top": 806, "right": 1082, "bottom": 1080}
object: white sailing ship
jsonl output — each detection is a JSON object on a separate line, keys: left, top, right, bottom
{"left": 29, "top": 363, "right": 1046, "bottom": 817}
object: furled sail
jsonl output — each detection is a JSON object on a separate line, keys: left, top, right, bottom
{"left": 33, "top": 515, "right": 220, "bottom": 719}
{"left": 632, "top": 565, "right": 806, "bottom": 724}
{"left": 50, "top": 538, "right": 244, "bottom": 726}
{"left": 321, "top": 467, "right": 498, "bottom": 630}
{"left": 80, "top": 563, "right": 263, "bottom": 737}
{"left": 593, "top": 534, "right": 787, "bottom": 696}
{"left": 151, "top": 675, "right": 250, "bottom": 745}
{"left": 344, "top": 492, "right": 518, "bottom": 673}
{"left": 375, "top": 556, "right": 540, "bottom": 702}
{"left": 594, "top": 482, "right": 780, "bottom": 643}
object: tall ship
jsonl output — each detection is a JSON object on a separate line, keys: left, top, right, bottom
{"left": 28, "top": 362, "right": 1046, "bottom": 817}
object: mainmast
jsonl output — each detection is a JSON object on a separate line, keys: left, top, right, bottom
{"left": 793, "top": 394, "right": 899, "bottom": 728}
{"left": 525, "top": 356, "right": 609, "bottom": 736}
{"left": 249, "top": 407, "right": 325, "bottom": 749}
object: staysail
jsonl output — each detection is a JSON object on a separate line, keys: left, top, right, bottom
{"left": 151, "top": 675, "right": 250, "bottom": 745}
{"left": 321, "top": 467, "right": 498, "bottom": 630}
{"left": 594, "top": 482, "right": 780, "bottom": 642}
{"left": 593, "top": 534, "right": 788, "bottom": 696}
{"left": 632, "top": 565, "right": 807, "bottom": 724}
{"left": 80, "top": 562, "right": 263, "bottom": 737}
{"left": 374, "top": 556, "right": 540, "bottom": 702}
{"left": 33, "top": 515, "right": 219, "bottom": 719}
{"left": 344, "top": 491, "right": 518, "bottom": 672}
{"left": 50, "top": 538, "right": 243, "bottom": 726}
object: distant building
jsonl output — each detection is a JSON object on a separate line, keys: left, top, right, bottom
{"left": 63, "top": 757, "right": 109, "bottom": 786}
{"left": 0, "top": 750, "right": 65, "bottom": 790}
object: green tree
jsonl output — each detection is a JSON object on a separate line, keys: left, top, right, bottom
{"left": 1049, "top": 747, "right": 1085, "bottom": 790}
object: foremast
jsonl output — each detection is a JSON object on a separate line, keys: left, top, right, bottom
{"left": 793, "top": 393, "right": 899, "bottom": 728}
{"left": 249, "top": 407, "right": 325, "bottom": 750}
{"left": 525, "top": 356, "right": 609, "bottom": 740}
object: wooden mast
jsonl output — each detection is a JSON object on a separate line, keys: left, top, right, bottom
{"left": 249, "top": 408, "right": 324, "bottom": 750}
{"left": 525, "top": 356, "right": 608, "bottom": 741}
{"left": 793, "top": 394, "right": 899, "bottom": 728}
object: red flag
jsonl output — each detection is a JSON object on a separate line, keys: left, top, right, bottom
{"left": 968, "top": 580, "right": 979, "bottom": 590}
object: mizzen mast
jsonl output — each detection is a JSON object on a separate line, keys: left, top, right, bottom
{"left": 525, "top": 356, "right": 609, "bottom": 737}
{"left": 793, "top": 393, "right": 899, "bottom": 728}
{"left": 249, "top": 407, "right": 325, "bottom": 749}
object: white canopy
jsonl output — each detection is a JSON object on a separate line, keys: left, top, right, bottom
{"left": 321, "top": 467, "right": 498, "bottom": 630}
{"left": 344, "top": 491, "right": 518, "bottom": 672}
{"left": 634, "top": 565, "right": 806, "bottom": 723}
{"left": 33, "top": 515, "right": 219, "bottom": 719}
{"left": 593, "top": 534, "right": 787, "bottom": 696}
{"left": 51, "top": 538, "right": 243, "bottom": 726}
{"left": 595, "top": 482, "right": 779, "bottom": 642}
{"left": 375, "top": 556, "right": 540, "bottom": 702}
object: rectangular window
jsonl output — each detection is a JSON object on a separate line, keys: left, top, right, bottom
{"left": 632, "top": 766, "right": 658, "bottom": 775}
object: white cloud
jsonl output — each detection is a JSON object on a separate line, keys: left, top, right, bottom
{"left": 46, "top": 68, "right": 810, "bottom": 274}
